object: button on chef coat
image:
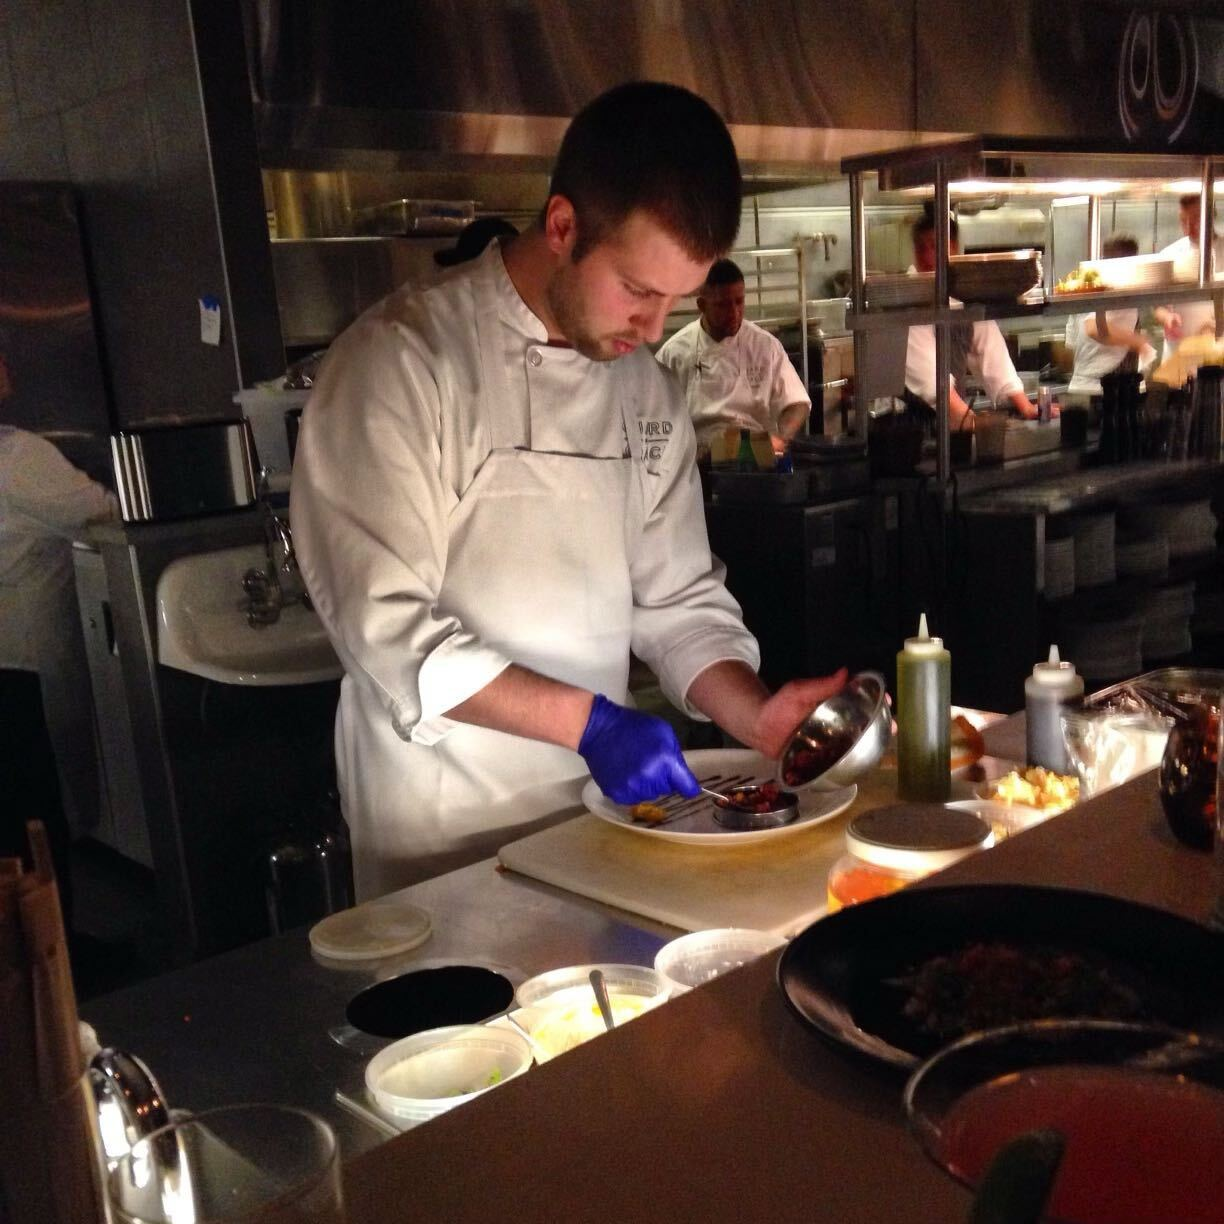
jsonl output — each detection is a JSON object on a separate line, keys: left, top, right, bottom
{"left": 291, "top": 243, "right": 760, "bottom": 895}
{"left": 656, "top": 318, "right": 809, "bottom": 444}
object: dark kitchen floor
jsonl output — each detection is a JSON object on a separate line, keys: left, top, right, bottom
{"left": 68, "top": 838, "right": 176, "bottom": 1003}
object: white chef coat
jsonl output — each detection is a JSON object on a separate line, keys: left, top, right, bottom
{"left": 1158, "top": 234, "right": 1224, "bottom": 359}
{"left": 1065, "top": 309, "right": 1155, "bottom": 395}
{"left": 291, "top": 242, "right": 760, "bottom": 898}
{"left": 0, "top": 426, "right": 116, "bottom": 833}
{"left": 905, "top": 314, "right": 1025, "bottom": 407}
{"left": 656, "top": 318, "right": 810, "bottom": 444}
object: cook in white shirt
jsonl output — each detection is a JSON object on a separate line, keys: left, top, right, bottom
{"left": 1, "top": 366, "right": 117, "bottom": 910}
{"left": 655, "top": 258, "right": 810, "bottom": 453}
{"left": 1065, "top": 235, "right": 1157, "bottom": 396}
{"left": 1154, "top": 194, "right": 1224, "bottom": 360}
{"left": 904, "top": 209, "right": 1045, "bottom": 429}
{"left": 291, "top": 83, "right": 847, "bottom": 899}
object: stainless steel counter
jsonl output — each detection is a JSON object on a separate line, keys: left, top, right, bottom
{"left": 82, "top": 859, "right": 680, "bottom": 1157}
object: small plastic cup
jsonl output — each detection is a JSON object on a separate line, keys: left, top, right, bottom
{"left": 654, "top": 928, "right": 785, "bottom": 993}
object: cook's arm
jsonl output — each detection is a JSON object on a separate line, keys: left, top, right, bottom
{"left": 627, "top": 401, "right": 761, "bottom": 715}
{"left": 292, "top": 317, "right": 516, "bottom": 746}
{"left": 686, "top": 660, "right": 848, "bottom": 758}
{"left": 972, "top": 322, "right": 1044, "bottom": 418}
{"left": 904, "top": 326, "right": 974, "bottom": 428}
{"left": 769, "top": 342, "right": 811, "bottom": 441}
{"left": 1084, "top": 310, "right": 1149, "bottom": 351}
{"left": 0, "top": 432, "right": 116, "bottom": 534}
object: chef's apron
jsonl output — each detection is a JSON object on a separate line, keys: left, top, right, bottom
{"left": 690, "top": 330, "right": 768, "bottom": 446}
{"left": 336, "top": 260, "right": 641, "bottom": 899}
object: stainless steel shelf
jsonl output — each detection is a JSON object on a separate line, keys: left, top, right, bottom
{"left": 845, "top": 304, "right": 986, "bottom": 330}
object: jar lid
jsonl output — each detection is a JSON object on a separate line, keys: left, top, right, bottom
{"left": 846, "top": 804, "right": 993, "bottom": 874}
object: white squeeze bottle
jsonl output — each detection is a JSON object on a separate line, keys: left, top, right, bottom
{"left": 1025, "top": 645, "right": 1084, "bottom": 773}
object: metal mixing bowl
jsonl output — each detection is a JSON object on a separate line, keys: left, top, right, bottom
{"left": 777, "top": 670, "right": 891, "bottom": 792}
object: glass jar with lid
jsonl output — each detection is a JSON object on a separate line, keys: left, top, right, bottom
{"left": 826, "top": 804, "right": 994, "bottom": 913}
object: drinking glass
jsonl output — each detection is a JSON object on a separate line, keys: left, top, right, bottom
{"left": 107, "top": 1104, "right": 344, "bottom": 1223}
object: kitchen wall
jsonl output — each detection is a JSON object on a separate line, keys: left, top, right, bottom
{"left": 0, "top": 0, "right": 239, "bottom": 427}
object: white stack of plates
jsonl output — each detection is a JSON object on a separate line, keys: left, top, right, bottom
{"left": 1044, "top": 536, "right": 1076, "bottom": 599}
{"left": 1081, "top": 254, "right": 1176, "bottom": 288}
{"left": 1071, "top": 512, "right": 1116, "bottom": 588}
{"left": 1065, "top": 617, "right": 1144, "bottom": 683}
{"left": 1139, "top": 583, "right": 1195, "bottom": 659}
{"left": 864, "top": 272, "right": 934, "bottom": 310}
{"left": 1115, "top": 532, "right": 1169, "bottom": 579}
{"left": 1139, "top": 499, "right": 1217, "bottom": 558}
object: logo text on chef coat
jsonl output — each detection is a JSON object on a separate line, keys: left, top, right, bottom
{"left": 638, "top": 418, "right": 672, "bottom": 465}
{"left": 746, "top": 363, "right": 767, "bottom": 389}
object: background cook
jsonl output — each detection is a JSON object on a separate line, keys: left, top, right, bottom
{"left": 1153, "top": 193, "right": 1224, "bottom": 360}
{"left": 905, "top": 205, "right": 1047, "bottom": 429}
{"left": 655, "top": 258, "right": 811, "bottom": 461}
{"left": 292, "top": 82, "right": 846, "bottom": 900}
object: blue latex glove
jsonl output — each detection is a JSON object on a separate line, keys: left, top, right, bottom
{"left": 578, "top": 694, "right": 701, "bottom": 805}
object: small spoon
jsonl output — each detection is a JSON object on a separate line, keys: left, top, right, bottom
{"left": 589, "top": 969, "right": 616, "bottom": 1031}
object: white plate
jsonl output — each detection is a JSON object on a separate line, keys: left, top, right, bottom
{"left": 581, "top": 748, "right": 856, "bottom": 846}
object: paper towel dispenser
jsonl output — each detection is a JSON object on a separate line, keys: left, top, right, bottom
{"left": 111, "top": 420, "right": 258, "bottom": 522}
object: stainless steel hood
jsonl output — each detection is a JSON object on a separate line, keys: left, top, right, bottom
{"left": 241, "top": 0, "right": 953, "bottom": 181}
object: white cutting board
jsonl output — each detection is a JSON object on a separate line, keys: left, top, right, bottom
{"left": 498, "top": 768, "right": 903, "bottom": 937}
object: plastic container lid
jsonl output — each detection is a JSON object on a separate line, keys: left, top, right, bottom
{"left": 308, "top": 899, "right": 431, "bottom": 962}
{"left": 845, "top": 804, "right": 993, "bottom": 874}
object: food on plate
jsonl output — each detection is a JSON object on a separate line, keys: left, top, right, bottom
{"left": 1054, "top": 266, "right": 1106, "bottom": 294}
{"left": 714, "top": 781, "right": 795, "bottom": 814}
{"left": 984, "top": 766, "right": 1079, "bottom": 813}
{"left": 949, "top": 714, "right": 985, "bottom": 770}
{"left": 781, "top": 725, "right": 856, "bottom": 786}
{"left": 896, "top": 941, "right": 1146, "bottom": 1040}
{"left": 629, "top": 801, "right": 668, "bottom": 824}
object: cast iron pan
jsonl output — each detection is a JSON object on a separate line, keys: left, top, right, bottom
{"left": 778, "top": 884, "right": 1224, "bottom": 1070}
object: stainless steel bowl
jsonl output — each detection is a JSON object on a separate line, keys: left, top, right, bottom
{"left": 777, "top": 670, "right": 891, "bottom": 792}
{"left": 711, "top": 784, "right": 800, "bottom": 831}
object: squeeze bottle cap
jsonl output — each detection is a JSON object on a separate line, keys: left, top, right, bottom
{"left": 1031, "top": 644, "right": 1079, "bottom": 687}
{"left": 903, "top": 612, "right": 945, "bottom": 657}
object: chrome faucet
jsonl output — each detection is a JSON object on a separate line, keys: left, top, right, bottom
{"left": 243, "top": 469, "right": 310, "bottom": 625}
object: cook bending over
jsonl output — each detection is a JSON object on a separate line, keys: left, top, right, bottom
{"left": 292, "top": 82, "right": 845, "bottom": 900}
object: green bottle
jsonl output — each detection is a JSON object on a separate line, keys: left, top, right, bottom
{"left": 735, "top": 428, "right": 756, "bottom": 471}
{"left": 897, "top": 613, "right": 951, "bottom": 801}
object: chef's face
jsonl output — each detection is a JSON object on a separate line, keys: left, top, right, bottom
{"left": 697, "top": 280, "right": 745, "bottom": 342}
{"left": 544, "top": 201, "right": 710, "bottom": 362}
{"left": 912, "top": 228, "right": 960, "bottom": 273}
{"left": 1181, "top": 200, "right": 1202, "bottom": 243}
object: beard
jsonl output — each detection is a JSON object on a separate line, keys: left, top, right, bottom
{"left": 545, "top": 264, "right": 634, "bottom": 363}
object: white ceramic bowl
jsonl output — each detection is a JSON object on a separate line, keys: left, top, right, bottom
{"left": 946, "top": 798, "right": 1051, "bottom": 843}
{"left": 514, "top": 964, "right": 671, "bottom": 1061}
{"left": 365, "top": 1024, "right": 532, "bottom": 1125}
{"left": 654, "top": 928, "right": 785, "bottom": 994}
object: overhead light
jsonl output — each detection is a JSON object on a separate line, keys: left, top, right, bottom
{"left": 1164, "top": 179, "right": 1224, "bottom": 194}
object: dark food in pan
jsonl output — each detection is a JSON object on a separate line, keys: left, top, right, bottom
{"left": 894, "top": 941, "right": 1151, "bottom": 1041}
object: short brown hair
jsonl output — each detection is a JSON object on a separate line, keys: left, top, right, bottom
{"left": 548, "top": 81, "right": 742, "bottom": 263}
{"left": 1102, "top": 233, "right": 1138, "bottom": 259}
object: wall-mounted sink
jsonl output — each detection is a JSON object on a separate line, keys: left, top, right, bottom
{"left": 156, "top": 544, "right": 342, "bottom": 685}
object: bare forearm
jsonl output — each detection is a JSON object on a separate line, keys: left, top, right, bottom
{"left": 777, "top": 401, "right": 810, "bottom": 440}
{"left": 686, "top": 660, "right": 772, "bottom": 749}
{"left": 445, "top": 664, "right": 594, "bottom": 750}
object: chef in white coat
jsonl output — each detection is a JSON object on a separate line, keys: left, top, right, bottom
{"left": 1065, "top": 235, "right": 1157, "bottom": 398}
{"left": 292, "top": 82, "right": 847, "bottom": 899}
{"left": 1154, "top": 194, "right": 1224, "bottom": 360}
{"left": 905, "top": 207, "right": 1045, "bottom": 428}
{"left": 655, "top": 258, "right": 810, "bottom": 456}
{"left": 1, "top": 355, "right": 117, "bottom": 910}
